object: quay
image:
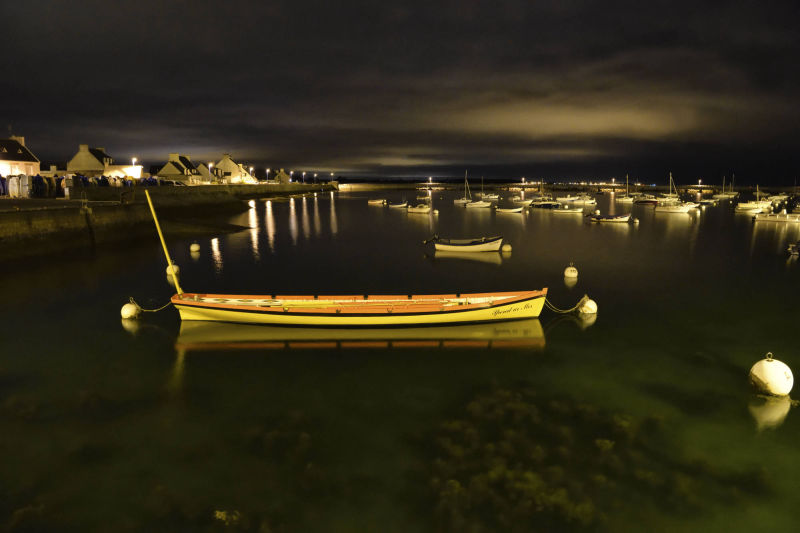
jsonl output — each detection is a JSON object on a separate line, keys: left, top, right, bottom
{"left": 0, "top": 182, "right": 335, "bottom": 260}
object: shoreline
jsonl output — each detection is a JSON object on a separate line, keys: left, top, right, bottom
{"left": 1, "top": 182, "right": 335, "bottom": 261}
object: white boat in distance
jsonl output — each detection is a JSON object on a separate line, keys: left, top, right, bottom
{"left": 712, "top": 175, "right": 738, "bottom": 199}
{"left": 388, "top": 201, "right": 408, "bottom": 208}
{"left": 735, "top": 186, "right": 772, "bottom": 213}
{"left": 425, "top": 235, "right": 504, "bottom": 252}
{"left": 481, "top": 193, "right": 500, "bottom": 201}
{"left": 466, "top": 200, "right": 492, "bottom": 208}
{"left": 408, "top": 204, "right": 435, "bottom": 213}
{"left": 589, "top": 213, "right": 631, "bottom": 223}
{"left": 496, "top": 206, "right": 524, "bottom": 213}
{"left": 556, "top": 195, "right": 579, "bottom": 202}
{"left": 368, "top": 199, "right": 387, "bottom": 205}
{"left": 573, "top": 194, "right": 597, "bottom": 205}
{"left": 655, "top": 203, "right": 692, "bottom": 213}
{"left": 454, "top": 170, "right": 472, "bottom": 204}
{"left": 616, "top": 174, "right": 636, "bottom": 203}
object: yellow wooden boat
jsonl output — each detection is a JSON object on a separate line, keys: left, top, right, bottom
{"left": 171, "top": 290, "right": 547, "bottom": 326}
{"left": 145, "top": 190, "right": 546, "bottom": 327}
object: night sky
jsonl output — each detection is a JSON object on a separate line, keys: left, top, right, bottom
{"left": 4, "top": 1, "right": 800, "bottom": 183}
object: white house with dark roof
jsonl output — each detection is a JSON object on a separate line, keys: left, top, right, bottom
{"left": 66, "top": 144, "right": 141, "bottom": 178}
{"left": 157, "top": 153, "right": 202, "bottom": 183}
{"left": 0, "top": 136, "right": 40, "bottom": 177}
{"left": 214, "top": 153, "right": 256, "bottom": 184}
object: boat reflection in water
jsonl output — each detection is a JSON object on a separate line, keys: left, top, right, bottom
{"left": 429, "top": 250, "right": 503, "bottom": 265}
{"left": 174, "top": 318, "right": 545, "bottom": 352}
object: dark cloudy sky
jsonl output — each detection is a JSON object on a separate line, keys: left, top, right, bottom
{"left": 4, "top": 0, "right": 800, "bottom": 182}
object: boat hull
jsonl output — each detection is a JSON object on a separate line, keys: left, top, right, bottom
{"left": 172, "top": 289, "right": 546, "bottom": 327}
{"left": 433, "top": 236, "right": 503, "bottom": 252}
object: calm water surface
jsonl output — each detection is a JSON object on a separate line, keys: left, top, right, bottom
{"left": 2, "top": 190, "right": 800, "bottom": 531}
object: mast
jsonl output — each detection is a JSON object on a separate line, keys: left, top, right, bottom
{"left": 145, "top": 190, "right": 184, "bottom": 296}
{"left": 626, "top": 173, "right": 629, "bottom": 196}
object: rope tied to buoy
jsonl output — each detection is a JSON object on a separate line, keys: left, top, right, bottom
{"left": 544, "top": 294, "right": 590, "bottom": 314}
{"left": 129, "top": 296, "right": 173, "bottom": 313}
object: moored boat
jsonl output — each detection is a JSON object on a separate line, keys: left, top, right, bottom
{"left": 753, "top": 211, "right": 800, "bottom": 223}
{"left": 368, "top": 199, "right": 387, "bottom": 205}
{"left": 552, "top": 205, "right": 583, "bottom": 214}
{"left": 496, "top": 206, "right": 524, "bottom": 213}
{"left": 388, "top": 201, "right": 408, "bottom": 208}
{"left": 407, "top": 204, "right": 434, "bottom": 213}
{"left": 425, "top": 234, "right": 504, "bottom": 252}
{"left": 172, "top": 290, "right": 546, "bottom": 327}
{"left": 465, "top": 200, "right": 492, "bottom": 208}
{"left": 588, "top": 213, "right": 631, "bottom": 223}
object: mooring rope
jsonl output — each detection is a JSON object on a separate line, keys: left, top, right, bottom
{"left": 129, "top": 297, "right": 173, "bottom": 313}
{"left": 544, "top": 294, "right": 589, "bottom": 314}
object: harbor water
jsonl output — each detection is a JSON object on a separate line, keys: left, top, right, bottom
{"left": 2, "top": 190, "right": 800, "bottom": 531}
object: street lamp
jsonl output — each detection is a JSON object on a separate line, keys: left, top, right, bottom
{"left": 209, "top": 162, "right": 214, "bottom": 182}
{"left": 290, "top": 171, "right": 294, "bottom": 182}
{"left": 249, "top": 166, "right": 254, "bottom": 179}
{"left": 330, "top": 172, "right": 334, "bottom": 182}
{"left": 303, "top": 171, "right": 306, "bottom": 183}
{"left": 266, "top": 168, "right": 270, "bottom": 181}
{"left": 314, "top": 173, "right": 317, "bottom": 184}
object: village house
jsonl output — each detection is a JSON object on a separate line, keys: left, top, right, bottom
{"left": 214, "top": 153, "right": 256, "bottom": 184}
{"left": 66, "top": 144, "right": 141, "bottom": 178}
{"left": 0, "top": 136, "right": 40, "bottom": 177}
{"left": 156, "top": 153, "right": 202, "bottom": 183}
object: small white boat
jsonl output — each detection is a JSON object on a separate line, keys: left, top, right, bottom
{"left": 573, "top": 194, "right": 597, "bottom": 205}
{"left": 736, "top": 186, "right": 772, "bottom": 213}
{"left": 496, "top": 206, "right": 523, "bottom": 213}
{"left": 425, "top": 235, "right": 503, "bottom": 252}
{"left": 481, "top": 193, "right": 500, "bottom": 201}
{"left": 615, "top": 174, "right": 636, "bottom": 203}
{"left": 511, "top": 197, "right": 533, "bottom": 206}
{"left": 454, "top": 170, "right": 472, "bottom": 204}
{"left": 531, "top": 200, "right": 562, "bottom": 209}
{"left": 589, "top": 213, "right": 631, "bottom": 223}
{"left": 465, "top": 200, "right": 492, "bottom": 208}
{"left": 388, "top": 201, "right": 408, "bottom": 208}
{"left": 368, "top": 199, "right": 387, "bottom": 205}
{"left": 407, "top": 204, "right": 434, "bottom": 213}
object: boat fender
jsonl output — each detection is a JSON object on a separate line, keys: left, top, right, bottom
{"left": 120, "top": 302, "right": 141, "bottom": 319}
{"left": 166, "top": 262, "right": 180, "bottom": 276}
{"left": 501, "top": 243, "right": 512, "bottom": 252}
{"left": 594, "top": 209, "right": 601, "bottom": 215}
{"left": 564, "top": 262, "right": 578, "bottom": 278}
{"left": 579, "top": 297, "right": 597, "bottom": 315}
{"left": 190, "top": 242, "right": 200, "bottom": 252}
{"left": 749, "top": 352, "right": 793, "bottom": 397}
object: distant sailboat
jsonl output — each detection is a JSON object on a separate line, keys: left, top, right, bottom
{"left": 454, "top": 171, "right": 472, "bottom": 205}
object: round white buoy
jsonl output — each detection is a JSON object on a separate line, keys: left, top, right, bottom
{"left": 631, "top": 217, "right": 640, "bottom": 224}
{"left": 782, "top": 208, "right": 787, "bottom": 215}
{"left": 749, "top": 353, "right": 793, "bottom": 396}
{"left": 579, "top": 297, "right": 598, "bottom": 315}
{"left": 594, "top": 209, "right": 601, "bottom": 215}
{"left": 248, "top": 200, "right": 256, "bottom": 208}
{"left": 190, "top": 243, "right": 200, "bottom": 253}
{"left": 564, "top": 262, "right": 578, "bottom": 278}
{"left": 166, "top": 263, "right": 180, "bottom": 276}
{"left": 501, "top": 243, "right": 512, "bottom": 252}
{"left": 434, "top": 209, "right": 439, "bottom": 215}
{"left": 120, "top": 302, "right": 140, "bottom": 319}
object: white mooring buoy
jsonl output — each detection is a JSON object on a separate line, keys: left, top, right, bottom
{"left": 190, "top": 242, "right": 200, "bottom": 253}
{"left": 564, "top": 262, "right": 578, "bottom": 279}
{"left": 166, "top": 262, "right": 180, "bottom": 276}
{"left": 120, "top": 302, "right": 140, "bottom": 319}
{"left": 749, "top": 352, "right": 794, "bottom": 397}
{"left": 501, "top": 243, "right": 512, "bottom": 253}
{"left": 579, "top": 297, "right": 598, "bottom": 315}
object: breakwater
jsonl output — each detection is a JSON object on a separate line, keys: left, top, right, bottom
{"left": 1, "top": 183, "right": 335, "bottom": 260}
